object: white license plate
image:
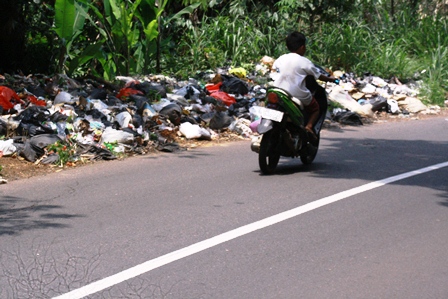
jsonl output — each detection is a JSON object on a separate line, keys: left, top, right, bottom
{"left": 260, "top": 107, "right": 284, "bottom": 122}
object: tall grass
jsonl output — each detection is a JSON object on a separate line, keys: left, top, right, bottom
{"left": 357, "top": 41, "right": 416, "bottom": 79}
{"left": 419, "top": 42, "right": 448, "bottom": 105}
{"left": 173, "top": 13, "right": 288, "bottom": 77}
{"left": 309, "top": 21, "right": 376, "bottom": 73}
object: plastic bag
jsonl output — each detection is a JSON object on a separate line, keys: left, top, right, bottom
{"left": 249, "top": 106, "right": 263, "bottom": 121}
{"left": 179, "top": 122, "right": 211, "bottom": 140}
{"left": 250, "top": 119, "right": 261, "bottom": 132}
{"left": 229, "top": 118, "right": 252, "bottom": 138}
{"left": 209, "top": 111, "right": 234, "bottom": 130}
{"left": 142, "top": 102, "right": 157, "bottom": 121}
{"left": 209, "top": 91, "right": 236, "bottom": 107}
{"left": 205, "top": 82, "right": 223, "bottom": 93}
{"left": 16, "top": 134, "right": 61, "bottom": 162}
{"left": 367, "top": 96, "right": 388, "bottom": 112}
{"left": 135, "top": 82, "right": 167, "bottom": 98}
{"left": 26, "top": 94, "right": 46, "bottom": 107}
{"left": 56, "top": 121, "right": 67, "bottom": 139}
{"left": 159, "top": 103, "right": 182, "bottom": 126}
{"left": 220, "top": 75, "right": 249, "bottom": 95}
{"left": 332, "top": 110, "right": 363, "bottom": 126}
{"left": 90, "top": 99, "right": 110, "bottom": 111}
{"left": 399, "top": 97, "right": 427, "bottom": 113}
{"left": 387, "top": 99, "right": 400, "bottom": 114}
{"left": 0, "top": 139, "right": 17, "bottom": 156}
{"left": 328, "top": 86, "right": 374, "bottom": 117}
{"left": 0, "top": 86, "right": 23, "bottom": 110}
{"left": 115, "top": 111, "right": 133, "bottom": 128}
{"left": 100, "top": 127, "right": 134, "bottom": 144}
{"left": 0, "top": 118, "right": 7, "bottom": 136}
{"left": 15, "top": 106, "right": 54, "bottom": 136}
{"left": 54, "top": 91, "right": 76, "bottom": 105}
{"left": 229, "top": 67, "right": 247, "bottom": 78}
{"left": 116, "top": 87, "right": 143, "bottom": 100}
{"left": 175, "top": 85, "right": 201, "bottom": 100}
{"left": 152, "top": 98, "right": 172, "bottom": 112}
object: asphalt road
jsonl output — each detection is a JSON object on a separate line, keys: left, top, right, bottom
{"left": 1, "top": 116, "right": 448, "bottom": 299}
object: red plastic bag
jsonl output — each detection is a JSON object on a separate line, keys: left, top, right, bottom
{"left": 27, "top": 94, "right": 46, "bottom": 107}
{"left": 116, "top": 79, "right": 144, "bottom": 100}
{"left": 116, "top": 87, "right": 143, "bottom": 100}
{"left": 205, "top": 82, "right": 223, "bottom": 93}
{"left": 0, "top": 86, "right": 22, "bottom": 110}
{"left": 209, "top": 91, "right": 236, "bottom": 106}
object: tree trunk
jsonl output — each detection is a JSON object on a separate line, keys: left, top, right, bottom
{"left": 0, "top": 0, "right": 25, "bottom": 73}
{"left": 156, "top": 15, "right": 161, "bottom": 73}
{"left": 391, "top": 0, "right": 395, "bottom": 21}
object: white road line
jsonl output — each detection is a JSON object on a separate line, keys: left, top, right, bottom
{"left": 53, "top": 161, "right": 448, "bottom": 299}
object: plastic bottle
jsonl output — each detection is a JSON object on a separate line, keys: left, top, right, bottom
{"left": 56, "top": 121, "right": 67, "bottom": 139}
{"left": 142, "top": 102, "right": 156, "bottom": 121}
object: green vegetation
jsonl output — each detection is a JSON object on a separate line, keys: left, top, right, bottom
{"left": 1, "top": 0, "right": 447, "bottom": 105}
{"left": 46, "top": 140, "right": 78, "bottom": 167}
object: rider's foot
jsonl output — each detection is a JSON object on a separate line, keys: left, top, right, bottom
{"left": 305, "top": 127, "right": 318, "bottom": 144}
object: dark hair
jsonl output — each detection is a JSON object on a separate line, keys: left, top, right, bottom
{"left": 286, "top": 31, "right": 306, "bottom": 52}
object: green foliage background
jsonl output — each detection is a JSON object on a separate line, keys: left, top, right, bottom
{"left": 1, "top": 0, "right": 447, "bottom": 105}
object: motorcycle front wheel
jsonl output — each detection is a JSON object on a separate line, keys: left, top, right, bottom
{"left": 300, "top": 133, "right": 320, "bottom": 164}
{"left": 259, "top": 130, "right": 281, "bottom": 175}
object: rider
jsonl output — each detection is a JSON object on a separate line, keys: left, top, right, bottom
{"left": 272, "top": 31, "right": 337, "bottom": 139}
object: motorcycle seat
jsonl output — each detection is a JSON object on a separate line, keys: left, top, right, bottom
{"left": 271, "top": 87, "right": 305, "bottom": 110}
{"left": 290, "top": 96, "right": 304, "bottom": 110}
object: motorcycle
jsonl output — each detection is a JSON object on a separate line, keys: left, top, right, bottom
{"left": 251, "top": 75, "right": 330, "bottom": 174}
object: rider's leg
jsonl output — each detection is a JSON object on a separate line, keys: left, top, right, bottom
{"left": 304, "top": 97, "right": 319, "bottom": 135}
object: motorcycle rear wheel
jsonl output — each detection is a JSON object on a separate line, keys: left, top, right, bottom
{"left": 300, "top": 133, "right": 320, "bottom": 164}
{"left": 259, "top": 130, "right": 281, "bottom": 175}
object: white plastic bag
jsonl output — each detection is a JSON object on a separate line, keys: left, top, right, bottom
{"left": 54, "top": 91, "right": 76, "bottom": 104}
{"left": 100, "top": 127, "right": 134, "bottom": 144}
{"left": 179, "top": 122, "right": 211, "bottom": 140}
{"left": 152, "top": 98, "right": 171, "bottom": 112}
{"left": 115, "top": 111, "right": 133, "bottom": 128}
{"left": 90, "top": 99, "right": 109, "bottom": 110}
{"left": 229, "top": 119, "right": 252, "bottom": 138}
{"left": 249, "top": 106, "right": 263, "bottom": 121}
{"left": 328, "top": 86, "right": 374, "bottom": 117}
{"left": 0, "top": 139, "right": 16, "bottom": 156}
{"left": 387, "top": 99, "right": 400, "bottom": 114}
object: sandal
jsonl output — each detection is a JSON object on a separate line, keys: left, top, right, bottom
{"left": 305, "top": 127, "right": 318, "bottom": 144}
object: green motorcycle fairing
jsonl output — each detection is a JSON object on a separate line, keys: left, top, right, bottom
{"left": 265, "top": 87, "right": 305, "bottom": 127}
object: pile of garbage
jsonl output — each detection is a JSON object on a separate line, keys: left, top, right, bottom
{"left": 326, "top": 70, "right": 443, "bottom": 125}
{"left": 0, "top": 57, "right": 443, "bottom": 178}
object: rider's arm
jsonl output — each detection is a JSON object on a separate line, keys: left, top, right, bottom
{"left": 318, "top": 74, "right": 338, "bottom": 83}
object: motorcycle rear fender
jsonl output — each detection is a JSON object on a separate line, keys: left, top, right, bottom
{"left": 257, "top": 118, "right": 274, "bottom": 134}
{"left": 266, "top": 87, "right": 304, "bottom": 127}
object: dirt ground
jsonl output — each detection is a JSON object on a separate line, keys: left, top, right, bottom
{"left": 1, "top": 108, "right": 447, "bottom": 183}
{"left": 0, "top": 131, "right": 246, "bottom": 183}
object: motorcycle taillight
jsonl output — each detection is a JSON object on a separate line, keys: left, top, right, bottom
{"left": 267, "top": 92, "right": 279, "bottom": 105}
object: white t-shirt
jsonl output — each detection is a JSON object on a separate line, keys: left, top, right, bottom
{"left": 272, "top": 53, "right": 321, "bottom": 105}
